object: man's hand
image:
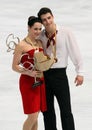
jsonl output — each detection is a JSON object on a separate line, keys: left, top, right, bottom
{"left": 74, "top": 75, "right": 84, "bottom": 86}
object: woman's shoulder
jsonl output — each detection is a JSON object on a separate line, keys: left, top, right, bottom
{"left": 18, "top": 38, "right": 28, "bottom": 47}
{"left": 14, "top": 39, "right": 25, "bottom": 52}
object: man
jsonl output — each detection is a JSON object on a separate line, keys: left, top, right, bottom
{"left": 37, "top": 7, "right": 84, "bottom": 130}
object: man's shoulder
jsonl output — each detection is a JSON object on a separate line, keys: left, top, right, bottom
{"left": 58, "top": 25, "right": 72, "bottom": 33}
{"left": 38, "top": 29, "right": 45, "bottom": 39}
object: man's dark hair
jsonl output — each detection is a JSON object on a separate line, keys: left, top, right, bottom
{"left": 37, "top": 7, "right": 53, "bottom": 20}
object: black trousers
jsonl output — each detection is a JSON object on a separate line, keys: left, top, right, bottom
{"left": 43, "top": 68, "right": 75, "bottom": 130}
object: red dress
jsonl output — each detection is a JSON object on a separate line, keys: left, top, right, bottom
{"left": 19, "top": 49, "right": 47, "bottom": 114}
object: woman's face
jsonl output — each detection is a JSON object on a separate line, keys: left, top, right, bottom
{"left": 28, "top": 22, "right": 42, "bottom": 38}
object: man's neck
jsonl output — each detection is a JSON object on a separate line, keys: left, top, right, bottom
{"left": 45, "top": 24, "right": 56, "bottom": 37}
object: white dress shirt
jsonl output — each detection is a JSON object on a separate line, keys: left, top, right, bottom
{"left": 39, "top": 25, "right": 84, "bottom": 76}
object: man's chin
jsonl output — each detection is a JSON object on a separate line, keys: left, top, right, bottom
{"left": 46, "top": 25, "right": 52, "bottom": 30}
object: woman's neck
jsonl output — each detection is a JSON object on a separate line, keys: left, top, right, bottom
{"left": 25, "top": 35, "right": 37, "bottom": 46}
{"left": 27, "top": 35, "right": 36, "bottom": 43}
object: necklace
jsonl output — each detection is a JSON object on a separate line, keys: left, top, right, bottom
{"left": 25, "top": 36, "right": 38, "bottom": 48}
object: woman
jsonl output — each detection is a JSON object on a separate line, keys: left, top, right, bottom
{"left": 12, "top": 16, "right": 47, "bottom": 130}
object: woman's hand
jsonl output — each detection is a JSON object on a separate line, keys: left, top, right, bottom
{"left": 24, "top": 69, "right": 42, "bottom": 77}
{"left": 28, "top": 70, "right": 38, "bottom": 77}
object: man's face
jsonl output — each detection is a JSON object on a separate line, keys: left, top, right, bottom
{"left": 40, "top": 13, "right": 54, "bottom": 29}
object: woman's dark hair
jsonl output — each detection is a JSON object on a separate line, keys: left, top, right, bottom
{"left": 37, "top": 7, "right": 53, "bottom": 20}
{"left": 28, "top": 16, "right": 42, "bottom": 27}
